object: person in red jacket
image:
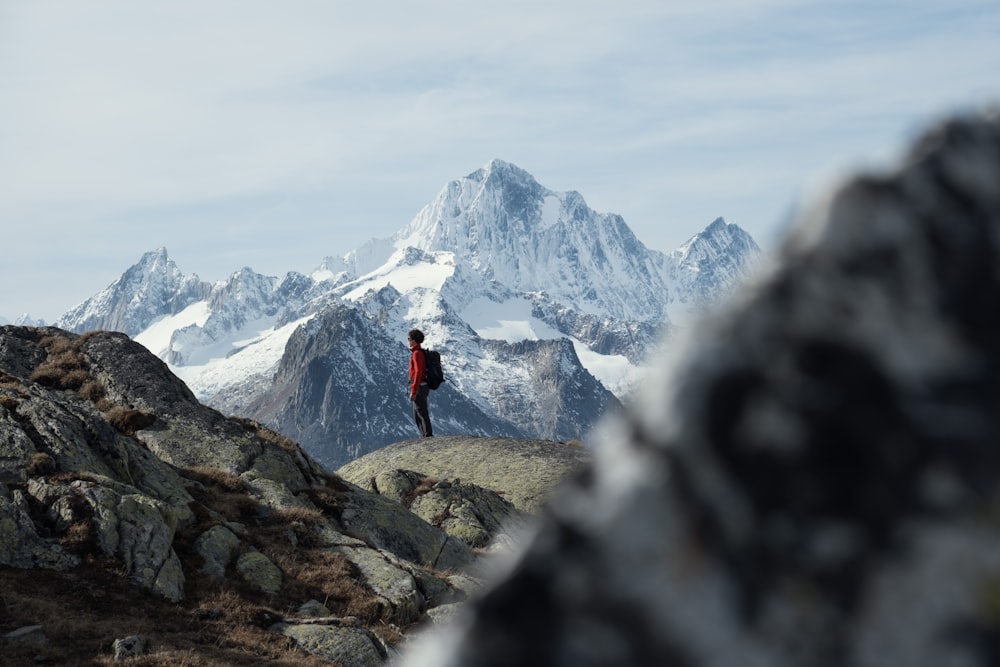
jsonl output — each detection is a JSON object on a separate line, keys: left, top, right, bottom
{"left": 408, "top": 329, "right": 433, "bottom": 437}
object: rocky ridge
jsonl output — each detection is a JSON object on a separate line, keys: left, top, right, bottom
{"left": 338, "top": 435, "right": 591, "bottom": 515}
{"left": 0, "top": 325, "right": 588, "bottom": 665}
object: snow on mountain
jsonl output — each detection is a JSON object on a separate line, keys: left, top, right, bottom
{"left": 340, "top": 247, "right": 456, "bottom": 301}
{"left": 666, "top": 216, "right": 762, "bottom": 320}
{"left": 460, "top": 295, "right": 639, "bottom": 396}
{"left": 329, "top": 159, "right": 678, "bottom": 323}
{"left": 59, "top": 253, "right": 333, "bottom": 400}
{"left": 57, "top": 247, "right": 208, "bottom": 337}
{"left": 1, "top": 314, "right": 46, "bottom": 326}
{"left": 54, "top": 159, "right": 760, "bottom": 467}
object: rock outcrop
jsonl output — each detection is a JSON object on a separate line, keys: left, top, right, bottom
{"left": 403, "top": 111, "right": 1000, "bottom": 666}
{"left": 2, "top": 326, "right": 555, "bottom": 664}
{"left": 338, "top": 435, "right": 591, "bottom": 515}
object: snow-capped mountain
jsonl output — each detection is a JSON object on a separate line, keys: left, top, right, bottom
{"left": 58, "top": 247, "right": 209, "bottom": 336}
{"left": 0, "top": 314, "right": 46, "bottom": 327}
{"left": 56, "top": 159, "right": 760, "bottom": 468}
{"left": 330, "top": 160, "right": 722, "bottom": 324}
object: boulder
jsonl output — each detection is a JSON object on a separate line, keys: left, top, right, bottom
{"left": 23, "top": 475, "right": 186, "bottom": 601}
{"left": 332, "top": 545, "right": 424, "bottom": 625}
{"left": 111, "top": 635, "right": 149, "bottom": 660}
{"left": 338, "top": 435, "right": 591, "bottom": 514}
{"left": 0, "top": 486, "right": 80, "bottom": 571}
{"left": 297, "top": 599, "right": 332, "bottom": 617}
{"left": 4, "top": 625, "right": 49, "bottom": 648}
{"left": 235, "top": 550, "right": 283, "bottom": 595}
{"left": 336, "top": 479, "right": 476, "bottom": 572}
{"left": 408, "top": 479, "right": 527, "bottom": 549}
{"left": 193, "top": 524, "right": 242, "bottom": 577}
{"left": 274, "top": 622, "right": 388, "bottom": 666}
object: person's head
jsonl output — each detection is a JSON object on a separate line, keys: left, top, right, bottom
{"left": 408, "top": 329, "right": 425, "bottom": 345}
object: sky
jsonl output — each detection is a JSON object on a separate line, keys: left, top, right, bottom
{"left": 1, "top": 1, "right": 998, "bottom": 324}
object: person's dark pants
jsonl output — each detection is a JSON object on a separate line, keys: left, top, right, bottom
{"left": 412, "top": 384, "right": 433, "bottom": 437}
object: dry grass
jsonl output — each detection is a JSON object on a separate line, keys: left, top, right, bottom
{"left": 183, "top": 467, "right": 249, "bottom": 493}
{"left": 22, "top": 331, "right": 157, "bottom": 435}
{"left": 233, "top": 417, "right": 304, "bottom": 457}
{"left": 179, "top": 468, "right": 264, "bottom": 532}
{"left": 0, "top": 565, "right": 338, "bottom": 666}
{"left": 401, "top": 475, "right": 440, "bottom": 508}
{"left": 270, "top": 506, "right": 326, "bottom": 526}
{"left": 29, "top": 334, "right": 88, "bottom": 390}
{"left": 104, "top": 405, "right": 157, "bottom": 435}
{"left": 26, "top": 452, "right": 56, "bottom": 477}
{"left": 78, "top": 379, "right": 105, "bottom": 402}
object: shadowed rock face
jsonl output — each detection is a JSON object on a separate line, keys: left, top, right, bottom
{"left": 403, "top": 111, "right": 1000, "bottom": 667}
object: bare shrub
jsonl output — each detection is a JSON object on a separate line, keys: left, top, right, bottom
{"left": 30, "top": 343, "right": 87, "bottom": 389}
{"left": 60, "top": 519, "right": 98, "bottom": 555}
{"left": 29, "top": 363, "right": 67, "bottom": 388}
{"left": 26, "top": 451, "right": 56, "bottom": 476}
{"left": 182, "top": 467, "right": 248, "bottom": 493}
{"left": 104, "top": 406, "right": 156, "bottom": 435}
{"left": 270, "top": 506, "right": 324, "bottom": 526}
{"left": 38, "top": 334, "right": 74, "bottom": 356}
{"left": 79, "top": 379, "right": 106, "bottom": 402}
{"left": 302, "top": 487, "right": 344, "bottom": 521}
{"left": 232, "top": 416, "right": 302, "bottom": 456}
{"left": 59, "top": 367, "right": 91, "bottom": 390}
{"left": 181, "top": 468, "right": 262, "bottom": 524}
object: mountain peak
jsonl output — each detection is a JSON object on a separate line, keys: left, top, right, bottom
{"left": 470, "top": 159, "right": 532, "bottom": 183}
{"left": 705, "top": 216, "right": 728, "bottom": 233}
{"left": 55, "top": 247, "right": 209, "bottom": 337}
{"left": 141, "top": 245, "right": 170, "bottom": 263}
{"left": 378, "top": 161, "right": 761, "bottom": 322}
{"left": 51, "top": 159, "right": 761, "bottom": 469}
{"left": 11, "top": 313, "right": 46, "bottom": 327}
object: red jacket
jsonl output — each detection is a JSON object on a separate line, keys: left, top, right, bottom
{"left": 409, "top": 345, "right": 426, "bottom": 397}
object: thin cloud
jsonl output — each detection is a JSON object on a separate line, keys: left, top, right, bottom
{"left": 0, "top": 0, "right": 997, "bottom": 321}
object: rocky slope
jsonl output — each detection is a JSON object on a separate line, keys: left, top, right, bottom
{"left": 0, "top": 325, "right": 589, "bottom": 665}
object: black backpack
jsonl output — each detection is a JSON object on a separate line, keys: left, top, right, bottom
{"left": 423, "top": 349, "right": 444, "bottom": 389}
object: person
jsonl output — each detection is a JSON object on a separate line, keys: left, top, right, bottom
{"left": 408, "top": 329, "right": 433, "bottom": 437}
